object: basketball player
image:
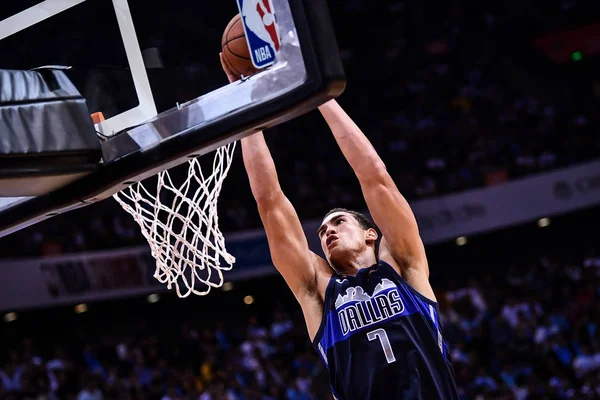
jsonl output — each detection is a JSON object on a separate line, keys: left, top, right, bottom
{"left": 221, "top": 55, "right": 459, "bottom": 399}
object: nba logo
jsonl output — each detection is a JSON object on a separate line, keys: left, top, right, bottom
{"left": 236, "top": 0, "right": 281, "bottom": 69}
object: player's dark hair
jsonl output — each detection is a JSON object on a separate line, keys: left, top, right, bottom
{"left": 323, "top": 208, "right": 381, "bottom": 258}
{"left": 324, "top": 208, "right": 375, "bottom": 231}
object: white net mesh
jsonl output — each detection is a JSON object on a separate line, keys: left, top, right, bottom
{"left": 113, "top": 142, "right": 237, "bottom": 298}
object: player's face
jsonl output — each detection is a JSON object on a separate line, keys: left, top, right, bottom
{"left": 318, "top": 212, "right": 370, "bottom": 268}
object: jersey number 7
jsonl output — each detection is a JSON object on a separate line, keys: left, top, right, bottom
{"left": 367, "top": 328, "right": 397, "bottom": 364}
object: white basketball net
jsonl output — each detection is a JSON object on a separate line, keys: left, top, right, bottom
{"left": 113, "top": 142, "right": 237, "bottom": 298}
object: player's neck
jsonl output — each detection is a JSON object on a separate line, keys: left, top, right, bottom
{"left": 338, "top": 250, "right": 377, "bottom": 276}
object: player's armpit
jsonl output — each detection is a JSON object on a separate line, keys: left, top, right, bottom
{"left": 360, "top": 172, "right": 428, "bottom": 272}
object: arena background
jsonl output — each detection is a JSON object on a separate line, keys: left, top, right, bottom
{"left": 0, "top": 0, "right": 599, "bottom": 399}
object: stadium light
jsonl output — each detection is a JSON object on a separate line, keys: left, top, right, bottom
{"left": 147, "top": 293, "right": 160, "bottom": 303}
{"left": 4, "top": 312, "right": 17, "bottom": 322}
{"left": 455, "top": 236, "right": 468, "bottom": 246}
{"left": 537, "top": 217, "right": 551, "bottom": 228}
{"left": 74, "top": 303, "right": 88, "bottom": 314}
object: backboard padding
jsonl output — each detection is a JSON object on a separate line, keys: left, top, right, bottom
{"left": 0, "top": 0, "right": 158, "bottom": 136}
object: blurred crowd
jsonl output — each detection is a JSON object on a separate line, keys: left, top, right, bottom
{"left": 0, "top": 309, "right": 328, "bottom": 400}
{"left": 1, "top": 242, "right": 600, "bottom": 400}
{"left": 439, "top": 245, "right": 600, "bottom": 399}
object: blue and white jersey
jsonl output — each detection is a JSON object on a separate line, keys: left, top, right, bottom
{"left": 312, "top": 260, "right": 459, "bottom": 399}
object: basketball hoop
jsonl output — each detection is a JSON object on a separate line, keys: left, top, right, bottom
{"left": 113, "top": 142, "right": 237, "bottom": 298}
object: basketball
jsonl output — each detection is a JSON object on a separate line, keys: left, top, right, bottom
{"left": 221, "top": 14, "right": 259, "bottom": 78}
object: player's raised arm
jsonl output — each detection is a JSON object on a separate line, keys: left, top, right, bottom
{"left": 240, "top": 132, "right": 330, "bottom": 296}
{"left": 220, "top": 54, "right": 330, "bottom": 309}
{"left": 318, "top": 100, "right": 430, "bottom": 279}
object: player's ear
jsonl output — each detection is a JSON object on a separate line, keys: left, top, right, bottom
{"left": 365, "top": 228, "right": 378, "bottom": 243}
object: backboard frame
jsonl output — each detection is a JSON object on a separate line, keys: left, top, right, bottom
{"left": 0, "top": 0, "right": 346, "bottom": 238}
{"left": 0, "top": 0, "right": 158, "bottom": 137}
